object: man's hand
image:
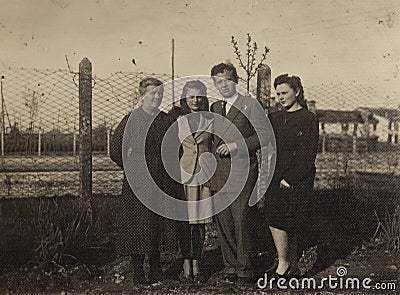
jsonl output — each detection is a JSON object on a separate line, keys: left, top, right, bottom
{"left": 280, "top": 179, "right": 291, "bottom": 189}
{"left": 216, "top": 143, "right": 237, "bottom": 157}
{"left": 216, "top": 144, "right": 230, "bottom": 156}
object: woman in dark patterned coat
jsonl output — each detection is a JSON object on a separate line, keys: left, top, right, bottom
{"left": 110, "top": 77, "right": 181, "bottom": 285}
{"left": 265, "top": 74, "right": 319, "bottom": 278}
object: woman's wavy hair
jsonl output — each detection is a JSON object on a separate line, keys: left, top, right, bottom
{"left": 180, "top": 80, "right": 209, "bottom": 114}
{"left": 138, "top": 77, "right": 163, "bottom": 95}
{"left": 273, "top": 74, "right": 308, "bottom": 109}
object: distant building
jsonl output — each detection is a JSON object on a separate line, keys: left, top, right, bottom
{"left": 358, "top": 107, "right": 400, "bottom": 144}
{"left": 316, "top": 107, "right": 379, "bottom": 153}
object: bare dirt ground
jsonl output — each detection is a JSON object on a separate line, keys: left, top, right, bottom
{"left": 1, "top": 236, "right": 399, "bottom": 294}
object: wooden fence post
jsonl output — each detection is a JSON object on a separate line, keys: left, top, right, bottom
{"left": 1, "top": 80, "right": 5, "bottom": 157}
{"left": 321, "top": 123, "right": 326, "bottom": 153}
{"left": 106, "top": 126, "right": 111, "bottom": 156}
{"left": 38, "top": 127, "right": 42, "bottom": 156}
{"left": 352, "top": 123, "right": 358, "bottom": 154}
{"left": 256, "top": 64, "right": 271, "bottom": 111}
{"left": 79, "top": 57, "right": 92, "bottom": 213}
{"left": 73, "top": 133, "right": 77, "bottom": 156}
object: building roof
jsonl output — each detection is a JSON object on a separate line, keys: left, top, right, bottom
{"left": 358, "top": 107, "right": 400, "bottom": 121}
{"left": 316, "top": 109, "right": 379, "bottom": 124}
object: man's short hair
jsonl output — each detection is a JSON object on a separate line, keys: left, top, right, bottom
{"left": 139, "top": 77, "right": 163, "bottom": 95}
{"left": 210, "top": 63, "right": 239, "bottom": 83}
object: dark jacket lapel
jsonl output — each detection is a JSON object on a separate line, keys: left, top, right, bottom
{"left": 218, "top": 94, "right": 245, "bottom": 139}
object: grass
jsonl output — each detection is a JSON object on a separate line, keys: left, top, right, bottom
{"left": 375, "top": 205, "right": 400, "bottom": 254}
{"left": 0, "top": 195, "right": 118, "bottom": 267}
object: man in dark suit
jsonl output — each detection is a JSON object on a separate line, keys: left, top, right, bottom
{"left": 210, "top": 63, "right": 269, "bottom": 283}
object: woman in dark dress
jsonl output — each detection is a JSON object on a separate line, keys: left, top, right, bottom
{"left": 265, "top": 74, "right": 319, "bottom": 277}
{"left": 110, "top": 77, "right": 181, "bottom": 285}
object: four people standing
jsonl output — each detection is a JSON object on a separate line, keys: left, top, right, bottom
{"left": 111, "top": 66, "right": 318, "bottom": 286}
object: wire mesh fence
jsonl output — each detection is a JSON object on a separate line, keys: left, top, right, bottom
{"left": 0, "top": 66, "right": 399, "bottom": 199}
{"left": 0, "top": 68, "right": 171, "bottom": 197}
{"left": 303, "top": 83, "right": 400, "bottom": 194}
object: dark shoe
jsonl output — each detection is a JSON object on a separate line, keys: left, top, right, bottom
{"left": 148, "top": 268, "right": 164, "bottom": 284}
{"left": 179, "top": 271, "right": 193, "bottom": 284}
{"left": 269, "top": 271, "right": 285, "bottom": 281}
{"left": 286, "top": 265, "right": 301, "bottom": 278}
{"left": 221, "top": 273, "right": 238, "bottom": 283}
{"left": 133, "top": 272, "right": 149, "bottom": 286}
{"left": 193, "top": 272, "right": 206, "bottom": 284}
{"left": 237, "top": 276, "right": 257, "bottom": 287}
{"left": 265, "top": 258, "right": 279, "bottom": 275}
{"left": 272, "top": 264, "right": 301, "bottom": 280}
{"left": 148, "top": 252, "right": 163, "bottom": 284}
{"left": 132, "top": 254, "right": 147, "bottom": 285}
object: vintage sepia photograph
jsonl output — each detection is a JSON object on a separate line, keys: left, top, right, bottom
{"left": 1, "top": 0, "right": 399, "bottom": 294}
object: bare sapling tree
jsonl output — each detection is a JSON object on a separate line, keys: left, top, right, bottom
{"left": 24, "top": 89, "right": 40, "bottom": 154}
{"left": 231, "top": 33, "right": 270, "bottom": 93}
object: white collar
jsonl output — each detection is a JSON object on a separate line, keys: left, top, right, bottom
{"left": 224, "top": 92, "right": 239, "bottom": 105}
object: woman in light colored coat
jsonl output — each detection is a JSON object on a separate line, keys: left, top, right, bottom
{"left": 175, "top": 80, "right": 214, "bottom": 283}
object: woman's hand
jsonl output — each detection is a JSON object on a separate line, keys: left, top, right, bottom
{"left": 280, "top": 179, "right": 291, "bottom": 189}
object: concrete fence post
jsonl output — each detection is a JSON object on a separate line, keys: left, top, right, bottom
{"left": 256, "top": 64, "right": 271, "bottom": 112}
{"left": 255, "top": 64, "right": 271, "bottom": 206}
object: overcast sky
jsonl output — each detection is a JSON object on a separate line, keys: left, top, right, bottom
{"left": 1, "top": 0, "right": 399, "bottom": 106}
